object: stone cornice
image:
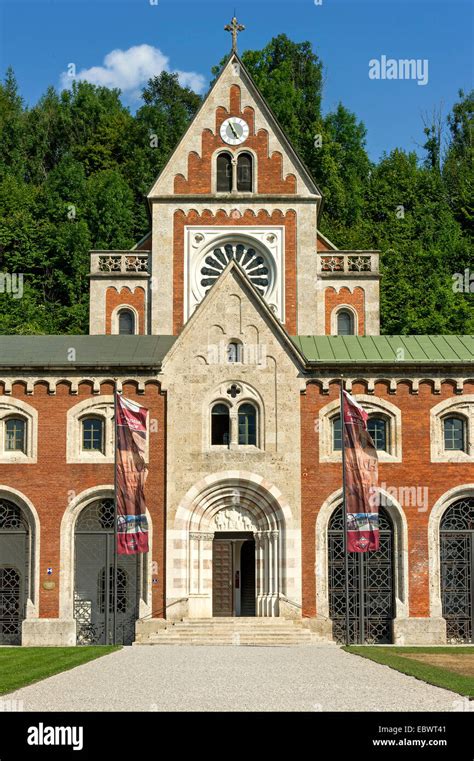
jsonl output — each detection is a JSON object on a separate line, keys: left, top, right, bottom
{"left": 302, "top": 374, "right": 473, "bottom": 395}
{"left": 0, "top": 375, "right": 161, "bottom": 395}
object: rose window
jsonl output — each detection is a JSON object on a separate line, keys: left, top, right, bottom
{"left": 199, "top": 242, "right": 272, "bottom": 296}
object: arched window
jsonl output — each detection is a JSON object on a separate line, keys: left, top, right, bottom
{"left": 440, "top": 497, "right": 474, "bottom": 642}
{"left": 75, "top": 498, "right": 139, "bottom": 645}
{"left": 4, "top": 418, "right": 26, "bottom": 453}
{"left": 0, "top": 500, "right": 30, "bottom": 645}
{"left": 332, "top": 415, "right": 342, "bottom": 451}
{"left": 118, "top": 309, "right": 135, "bottom": 335}
{"left": 216, "top": 152, "right": 232, "bottom": 192}
{"left": 337, "top": 309, "right": 354, "bottom": 336}
{"left": 237, "top": 153, "right": 252, "bottom": 192}
{"left": 227, "top": 341, "right": 242, "bottom": 363}
{"left": 211, "top": 404, "right": 230, "bottom": 446}
{"left": 443, "top": 416, "right": 466, "bottom": 452}
{"left": 238, "top": 403, "right": 257, "bottom": 446}
{"left": 329, "top": 504, "right": 394, "bottom": 643}
{"left": 82, "top": 417, "right": 105, "bottom": 453}
{"left": 368, "top": 416, "right": 388, "bottom": 452}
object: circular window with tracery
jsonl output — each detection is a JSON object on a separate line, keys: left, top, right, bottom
{"left": 199, "top": 242, "right": 273, "bottom": 297}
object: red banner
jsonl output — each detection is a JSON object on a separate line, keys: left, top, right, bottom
{"left": 116, "top": 394, "right": 149, "bottom": 555}
{"left": 342, "top": 389, "right": 379, "bottom": 552}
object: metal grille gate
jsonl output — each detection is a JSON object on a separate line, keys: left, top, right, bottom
{"left": 329, "top": 505, "right": 394, "bottom": 644}
{"left": 74, "top": 499, "right": 139, "bottom": 645}
{"left": 0, "top": 500, "right": 29, "bottom": 645}
{"left": 440, "top": 497, "right": 474, "bottom": 644}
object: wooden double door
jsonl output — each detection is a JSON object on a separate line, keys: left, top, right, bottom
{"left": 212, "top": 533, "right": 255, "bottom": 617}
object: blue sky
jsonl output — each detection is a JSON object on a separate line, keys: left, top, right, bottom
{"left": 0, "top": 0, "right": 472, "bottom": 162}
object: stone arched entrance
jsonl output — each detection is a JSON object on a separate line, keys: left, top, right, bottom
{"left": 169, "top": 472, "right": 296, "bottom": 619}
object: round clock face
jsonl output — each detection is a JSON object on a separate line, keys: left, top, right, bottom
{"left": 220, "top": 117, "right": 249, "bottom": 145}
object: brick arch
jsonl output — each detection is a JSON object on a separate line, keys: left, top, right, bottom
{"left": 105, "top": 286, "right": 145, "bottom": 335}
{"left": 325, "top": 286, "right": 365, "bottom": 335}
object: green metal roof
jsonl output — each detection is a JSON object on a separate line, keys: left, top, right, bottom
{"left": 291, "top": 335, "right": 474, "bottom": 364}
{"left": 0, "top": 334, "right": 471, "bottom": 369}
{"left": 0, "top": 336, "right": 176, "bottom": 368}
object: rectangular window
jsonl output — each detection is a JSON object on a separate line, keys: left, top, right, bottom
{"left": 5, "top": 419, "right": 26, "bottom": 452}
{"left": 332, "top": 416, "right": 342, "bottom": 451}
{"left": 82, "top": 419, "right": 104, "bottom": 452}
{"left": 444, "top": 417, "right": 465, "bottom": 451}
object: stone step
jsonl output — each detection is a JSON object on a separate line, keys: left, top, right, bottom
{"left": 178, "top": 618, "right": 302, "bottom": 625}
{"left": 170, "top": 623, "right": 305, "bottom": 632}
{"left": 137, "top": 634, "right": 311, "bottom": 645}
{"left": 133, "top": 617, "right": 314, "bottom": 645}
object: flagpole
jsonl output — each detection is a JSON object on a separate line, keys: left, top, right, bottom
{"left": 340, "top": 376, "right": 351, "bottom": 646}
{"left": 113, "top": 382, "right": 118, "bottom": 646}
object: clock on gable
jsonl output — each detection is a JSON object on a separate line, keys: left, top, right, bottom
{"left": 220, "top": 117, "right": 249, "bottom": 145}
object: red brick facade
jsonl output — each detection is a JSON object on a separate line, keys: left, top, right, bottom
{"left": 300, "top": 379, "right": 474, "bottom": 619}
{"left": 0, "top": 381, "right": 166, "bottom": 620}
{"left": 105, "top": 286, "right": 146, "bottom": 335}
{"left": 324, "top": 286, "right": 365, "bottom": 336}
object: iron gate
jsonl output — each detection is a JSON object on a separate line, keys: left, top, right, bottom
{"left": 0, "top": 500, "right": 29, "bottom": 645}
{"left": 440, "top": 497, "right": 474, "bottom": 643}
{"left": 328, "top": 505, "right": 394, "bottom": 644}
{"left": 74, "top": 499, "right": 139, "bottom": 645}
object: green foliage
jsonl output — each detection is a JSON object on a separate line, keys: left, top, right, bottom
{"left": 0, "top": 46, "right": 472, "bottom": 335}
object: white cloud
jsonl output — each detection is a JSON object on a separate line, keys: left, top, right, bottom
{"left": 60, "top": 44, "right": 206, "bottom": 100}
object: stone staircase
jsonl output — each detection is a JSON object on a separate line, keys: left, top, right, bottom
{"left": 135, "top": 617, "right": 314, "bottom": 646}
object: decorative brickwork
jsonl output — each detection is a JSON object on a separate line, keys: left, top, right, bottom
{"left": 173, "top": 85, "right": 296, "bottom": 195}
{"left": 325, "top": 286, "right": 365, "bottom": 335}
{"left": 105, "top": 286, "right": 146, "bottom": 335}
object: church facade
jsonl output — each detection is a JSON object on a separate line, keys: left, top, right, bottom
{"left": 0, "top": 49, "right": 473, "bottom": 647}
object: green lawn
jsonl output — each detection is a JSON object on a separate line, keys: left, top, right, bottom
{"left": 0, "top": 646, "right": 120, "bottom": 695}
{"left": 344, "top": 646, "right": 474, "bottom": 698}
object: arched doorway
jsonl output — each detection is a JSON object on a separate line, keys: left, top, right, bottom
{"left": 0, "top": 499, "right": 30, "bottom": 645}
{"left": 328, "top": 505, "right": 395, "bottom": 643}
{"left": 172, "top": 472, "right": 296, "bottom": 620}
{"left": 212, "top": 533, "right": 256, "bottom": 617}
{"left": 74, "top": 498, "right": 140, "bottom": 645}
{"left": 440, "top": 497, "right": 474, "bottom": 643}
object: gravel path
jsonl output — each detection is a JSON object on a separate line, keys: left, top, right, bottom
{"left": 5, "top": 645, "right": 461, "bottom": 712}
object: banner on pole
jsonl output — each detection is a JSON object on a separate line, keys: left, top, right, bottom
{"left": 342, "top": 389, "right": 379, "bottom": 552}
{"left": 116, "top": 395, "right": 149, "bottom": 555}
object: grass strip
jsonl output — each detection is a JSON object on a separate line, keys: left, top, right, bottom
{"left": 0, "top": 646, "right": 121, "bottom": 696}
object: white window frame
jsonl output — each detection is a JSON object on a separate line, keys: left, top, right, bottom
{"left": 204, "top": 382, "right": 264, "bottom": 452}
{"left": 319, "top": 394, "right": 402, "bottom": 463}
{"left": 212, "top": 147, "right": 258, "bottom": 194}
{"left": 111, "top": 304, "right": 139, "bottom": 335}
{"left": 0, "top": 398, "right": 37, "bottom": 463}
{"left": 67, "top": 396, "right": 150, "bottom": 463}
{"left": 67, "top": 399, "right": 114, "bottom": 463}
{"left": 331, "top": 304, "right": 359, "bottom": 336}
{"left": 430, "top": 395, "right": 474, "bottom": 462}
